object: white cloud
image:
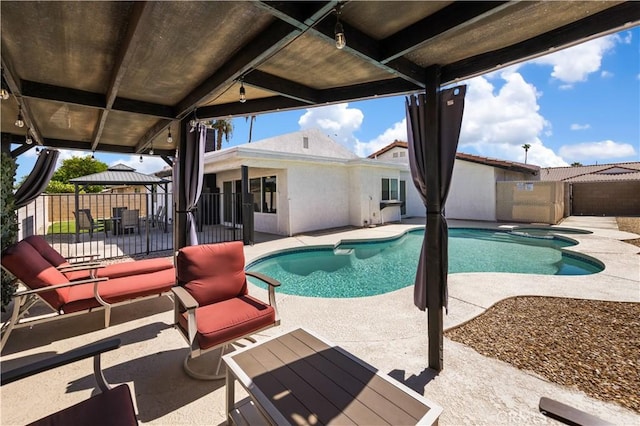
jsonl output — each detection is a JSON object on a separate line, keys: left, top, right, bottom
{"left": 570, "top": 123, "right": 590, "bottom": 131}
{"left": 298, "top": 103, "right": 363, "bottom": 150}
{"left": 559, "top": 140, "right": 637, "bottom": 162}
{"left": 600, "top": 70, "right": 613, "bottom": 79}
{"left": 354, "top": 118, "right": 406, "bottom": 157}
{"left": 458, "top": 71, "right": 567, "bottom": 167}
{"left": 115, "top": 155, "right": 167, "bottom": 175}
{"left": 531, "top": 35, "right": 619, "bottom": 84}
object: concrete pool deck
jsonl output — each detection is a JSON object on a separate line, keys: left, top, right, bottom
{"left": 1, "top": 216, "right": 639, "bottom": 424}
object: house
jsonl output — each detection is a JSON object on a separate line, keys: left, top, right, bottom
{"left": 201, "top": 129, "right": 423, "bottom": 236}
{"left": 368, "top": 141, "right": 541, "bottom": 222}
{"left": 200, "top": 130, "right": 543, "bottom": 236}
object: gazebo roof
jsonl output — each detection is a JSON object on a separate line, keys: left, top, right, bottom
{"left": 1, "top": 2, "right": 638, "bottom": 157}
{"left": 69, "top": 163, "right": 170, "bottom": 186}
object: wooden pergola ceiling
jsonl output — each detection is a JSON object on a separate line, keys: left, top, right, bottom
{"left": 1, "top": 1, "right": 638, "bottom": 158}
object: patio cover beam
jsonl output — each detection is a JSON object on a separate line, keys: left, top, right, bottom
{"left": 442, "top": 2, "right": 640, "bottom": 85}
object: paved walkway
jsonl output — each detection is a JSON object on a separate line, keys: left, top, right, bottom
{"left": 1, "top": 217, "right": 638, "bottom": 424}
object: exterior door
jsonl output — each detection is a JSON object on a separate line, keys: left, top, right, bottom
{"left": 223, "top": 180, "right": 243, "bottom": 226}
{"left": 400, "top": 180, "right": 407, "bottom": 215}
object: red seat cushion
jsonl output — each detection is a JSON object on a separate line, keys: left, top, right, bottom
{"left": 63, "top": 268, "right": 175, "bottom": 314}
{"left": 179, "top": 295, "right": 276, "bottom": 350}
{"left": 28, "top": 384, "right": 137, "bottom": 426}
{"left": 177, "top": 242, "right": 247, "bottom": 305}
{"left": 22, "top": 235, "right": 90, "bottom": 281}
{"left": 96, "top": 258, "right": 174, "bottom": 279}
{"left": 1, "top": 241, "right": 69, "bottom": 310}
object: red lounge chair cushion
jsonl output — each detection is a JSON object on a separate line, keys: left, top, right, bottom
{"left": 179, "top": 295, "right": 275, "bottom": 350}
{"left": 177, "top": 242, "right": 248, "bottom": 306}
{"left": 24, "top": 235, "right": 67, "bottom": 267}
{"left": 1, "top": 241, "right": 69, "bottom": 310}
{"left": 96, "top": 258, "right": 174, "bottom": 279}
{"left": 63, "top": 268, "right": 175, "bottom": 313}
{"left": 28, "top": 384, "right": 137, "bottom": 426}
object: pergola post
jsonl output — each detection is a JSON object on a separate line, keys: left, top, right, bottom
{"left": 424, "top": 65, "right": 444, "bottom": 371}
{"left": 175, "top": 117, "right": 189, "bottom": 250}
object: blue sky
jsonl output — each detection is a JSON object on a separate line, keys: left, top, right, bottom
{"left": 14, "top": 28, "right": 639, "bottom": 181}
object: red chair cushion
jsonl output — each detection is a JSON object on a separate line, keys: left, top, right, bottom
{"left": 63, "top": 268, "right": 176, "bottom": 313}
{"left": 96, "top": 258, "right": 174, "bottom": 279}
{"left": 1, "top": 241, "right": 69, "bottom": 310}
{"left": 23, "top": 235, "right": 90, "bottom": 281}
{"left": 28, "top": 384, "right": 137, "bottom": 426}
{"left": 179, "top": 295, "right": 276, "bottom": 350}
{"left": 177, "top": 242, "right": 247, "bottom": 306}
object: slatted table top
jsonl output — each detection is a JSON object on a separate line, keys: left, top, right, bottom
{"left": 223, "top": 328, "right": 442, "bottom": 425}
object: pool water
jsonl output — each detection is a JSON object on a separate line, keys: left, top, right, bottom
{"left": 246, "top": 228, "right": 604, "bottom": 298}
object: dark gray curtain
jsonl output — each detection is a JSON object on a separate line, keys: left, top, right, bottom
{"left": 174, "top": 123, "right": 206, "bottom": 246}
{"left": 406, "top": 86, "right": 466, "bottom": 311}
{"left": 15, "top": 148, "right": 59, "bottom": 208}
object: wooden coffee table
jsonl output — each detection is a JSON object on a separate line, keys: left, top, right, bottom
{"left": 223, "top": 328, "right": 442, "bottom": 425}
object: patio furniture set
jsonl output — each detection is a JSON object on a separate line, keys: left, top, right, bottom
{"left": 0, "top": 236, "right": 442, "bottom": 425}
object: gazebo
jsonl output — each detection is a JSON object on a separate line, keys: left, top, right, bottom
{"left": 69, "top": 163, "right": 171, "bottom": 241}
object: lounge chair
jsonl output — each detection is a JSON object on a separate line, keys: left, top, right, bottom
{"left": 23, "top": 235, "right": 174, "bottom": 281}
{"left": 0, "top": 239, "right": 175, "bottom": 351}
{"left": 173, "top": 241, "right": 280, "bottom": 380}
{"left": 1, "top": 338, "right": 138, "bottom": 425}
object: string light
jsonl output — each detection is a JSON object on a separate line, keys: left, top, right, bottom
{"left": 91, "top": 151, "right": 95, "bottom": 159}
{"left": 334, "top": 5, "right": 346, "bottom": 50}
{"left": 0, "top": 88, "right": 9, "bottom": 100}
{"left": 167, "top": 127, "right": 173, "bottom": 144}
{"left": 139, "top": 155, "right": 143, "bottom": 163}
{"left": 15, "top": 105, "right": 24, "bottom": 127}
{"left": 239, "top": 80, "right": 246, "bottom": 103}
{"left": 25, "top": 128, "right": 33, "bottom": 145}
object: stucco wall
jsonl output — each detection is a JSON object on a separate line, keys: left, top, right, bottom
{"left": 446, "top": 161, "right": 496, "bottom": 221}
{"left": 287, "top": 163, "right": 351, "bottom": 234}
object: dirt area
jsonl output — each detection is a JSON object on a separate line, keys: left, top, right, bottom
{"left": 446, "top": 218, "right": 640, "bottom": 416}
{"left": 616, "top": 217, "right": 640, "bottom": 248}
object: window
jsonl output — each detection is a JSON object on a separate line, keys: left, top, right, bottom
{"left": 303, "top": 136, "right": 309, "bottom": 149}
{"left": 250, "top": 175, "right": 277, "bottom": 214}
{"left": 381, "top": 178, "right": 399, "bottom": 200}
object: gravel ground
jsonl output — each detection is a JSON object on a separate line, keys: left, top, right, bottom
{"left": 446, "top": 219, "right": 640, "bottom": 414}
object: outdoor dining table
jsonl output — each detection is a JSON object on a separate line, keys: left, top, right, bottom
{"left": 223, "top": 328, "right": 442, "bottom": 425}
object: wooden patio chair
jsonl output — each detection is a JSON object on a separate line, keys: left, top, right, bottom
{"left": 173, "top": 241, "right": 280, "bottom": 380}
{"left": 74, "top": 208, "right": 106, "bottom": 239}
{"left": 1, "top": 338, "right": 138, "bottom": 425}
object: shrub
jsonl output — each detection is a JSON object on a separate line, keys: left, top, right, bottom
{"left": 0, "top": 151, "right": 18, "bottom": 309}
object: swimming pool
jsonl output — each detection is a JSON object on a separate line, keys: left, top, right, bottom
{"left": 246, "top": 228, "right": 604, "bottom": 298}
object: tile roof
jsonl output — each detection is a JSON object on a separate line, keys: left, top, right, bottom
{"left": 540, "top": 163, "right": 640, "bottom": 182}
{"left": 368, "top": 141, "right": 540, "bottom": 175}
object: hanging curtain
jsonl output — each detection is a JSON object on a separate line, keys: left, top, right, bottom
{"left": 14, "top": 148, "right": 60, "bottom": 208}
{"left": 406, "top": 86, "right": 466, "bottom": 312}
{"left": 174, "top": 123, "right": 206, "bottom": 246}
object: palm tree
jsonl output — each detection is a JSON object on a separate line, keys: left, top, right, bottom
{"left": 246, "top": 115, "right": 257, "bottom": 143}
{"left": 521, "top": 143, "right": 531, "bottom": 164}
{"left": 210, "top": 119, "right": 234, "bottom": 151}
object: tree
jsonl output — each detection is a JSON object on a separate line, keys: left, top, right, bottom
{"left": 571, "top": 162, "right": 583, "bottom": 167}
{"left": 47, "top": 155, "right": 108, "bottom": 193}
{"left": 246, "top": 115, "right": 257, "bottom": 143}
{"left": 0, "top": 151, "right": 18, "bottom": 309}
{"left": 210, "top": 119, "right": 234, "bottom": 151}
{"left": 521, "top": 143, "right": 531, "bottom": 164}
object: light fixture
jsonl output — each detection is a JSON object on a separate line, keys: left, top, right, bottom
{"left": 139, "top": 155, "right": 143, "bottom": 163}
{"left": 25, "top": 128, "right": 33, "bottom": 145}
{"left": 91, "top": 151, "right": 95, "bottom": 159}
{"left": 149, "top": 143, "right": 154, "bottom": 155}
{"left": 35, "top": 146, "right": 41, "bottom": 154}
{"left": 0, "top": 88, "right": 9, "bottom": 100}
{"left": 239, "top": 80, "right": 246, "bottom": 103}
{"left": 15, "top": 105, "right": 24, "bottom": 128}
{"left": 167, "top": 127, "right": 173, "bottom": 144}
{"left": 334, "top": 5, "right": 346, "bottom": 49}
